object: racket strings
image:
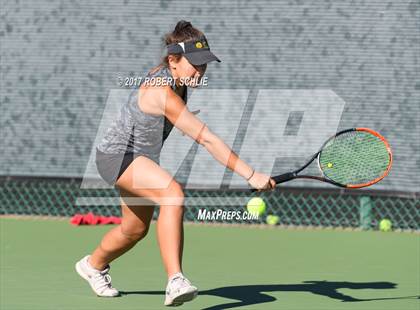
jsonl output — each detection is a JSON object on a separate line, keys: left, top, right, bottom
{"left": 319, "top": 131, "right": 391, "bottom": 186}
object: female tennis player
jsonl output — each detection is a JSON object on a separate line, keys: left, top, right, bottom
{"left": 76, "top": 20, "right": 275, "bottom": 306}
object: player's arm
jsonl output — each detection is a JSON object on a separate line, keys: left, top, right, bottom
{"left": 161, "top": 87, "right": 274, "bottom": 190}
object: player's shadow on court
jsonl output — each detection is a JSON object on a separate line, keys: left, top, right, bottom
{"left": 120, "top": 280, "right": 419, "bottom": 310}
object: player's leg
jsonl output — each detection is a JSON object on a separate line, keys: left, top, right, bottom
{"left": 76, "top": 187, "right": 155, "bottom": 297}
{"left": 116, "top": 155, "right": 197, "bottom": 306}
{"left": 116, "top": 156, "right": 186, "bottom": 276}
{"left": 156, "top": 180, "right": 184, "bottom": 277}
{"left": 89, "top": 189, "right": 155, "bottom": 270}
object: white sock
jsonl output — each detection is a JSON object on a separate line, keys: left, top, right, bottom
{"left": 168, "top": 272, "right": 184, "bottom": 282}
{"left": 86, "top": 257, "right": 103, "bottom": 272}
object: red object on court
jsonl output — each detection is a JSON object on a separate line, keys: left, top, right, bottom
{"left": 70, "top": 212, "right": 121, "bottom": 226}
{"left": 70, "top": 214, "right": 84, "bottom": 225}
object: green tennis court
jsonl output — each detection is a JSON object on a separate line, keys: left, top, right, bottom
{"left": 1, "top": 218, "right": 418, "bottom": 310}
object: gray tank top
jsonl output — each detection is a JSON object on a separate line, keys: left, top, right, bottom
{"left": 97, "top": 66, "right": 187, "bottom": 163}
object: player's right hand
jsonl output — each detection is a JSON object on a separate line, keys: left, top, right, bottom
{"left": 248, "top": 172, "right": 276, "bottom": 191}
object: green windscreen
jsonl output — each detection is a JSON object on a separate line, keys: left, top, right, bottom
{"left": 319, "top": 130, "right": 391, "bottom": 186}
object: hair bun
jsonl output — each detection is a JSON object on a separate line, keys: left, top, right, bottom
{"left": 175, "top": 20, "right": 192, "bottom": 32}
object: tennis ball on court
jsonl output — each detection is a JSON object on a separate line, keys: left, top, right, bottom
{"left": 266, "top": 215, "right": 280, "bottom": 225}
{"left": 247, "top": 197, "right": 266, "bottom": 216}
{"left": 327, "top": 162, "right": 333, "bottom": 168}
{"left": 379, "top": 219, "right": 392, "bottom": 232}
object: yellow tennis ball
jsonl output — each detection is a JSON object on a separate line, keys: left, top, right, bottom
{"left": 247, "top": 197, "right": 266, "bottom": 216}
{"left": 327, "top": 162, "right": 333, "bottom": 168}
{"left": 379, "top": 219, "right": 392, "bottom": 232}
{"left": 266, "top": 215, "right": 280, "bottom": 225}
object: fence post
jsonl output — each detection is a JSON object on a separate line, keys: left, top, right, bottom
{"left": 359, "top": 196, "right": 372, "bottom": 230}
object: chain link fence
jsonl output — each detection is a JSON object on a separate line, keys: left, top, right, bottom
{"left": 0, "top": 177, "right": 418, "bottom": 231}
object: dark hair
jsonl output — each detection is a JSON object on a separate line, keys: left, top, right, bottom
{"left": 161, "top": 20, "right": 204, "bottom": 67}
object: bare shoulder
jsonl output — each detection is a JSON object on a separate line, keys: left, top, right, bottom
{"left": 137, "top": 84, "right": 175, "bottom": 115}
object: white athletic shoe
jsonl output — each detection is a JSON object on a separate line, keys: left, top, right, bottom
{"left": 164, "top": 273, "right": 198, "bottom": 306}
{"left": 75, "top": 255, "right": 120, "bottom": 297}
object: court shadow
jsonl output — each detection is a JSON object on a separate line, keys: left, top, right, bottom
{"left": 120, "top": 280, "right": 419, "bottom": 310}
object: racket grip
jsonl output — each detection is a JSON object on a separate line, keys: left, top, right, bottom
{"left": 250, "top": 172, "right": 296, "bottom": 192}
{"left": 273, "top": 172, "right": 296, "bottom": 184}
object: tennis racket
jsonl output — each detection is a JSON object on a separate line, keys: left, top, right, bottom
{"left": 269, "top": 128, "right": 392, "bottom": 189}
